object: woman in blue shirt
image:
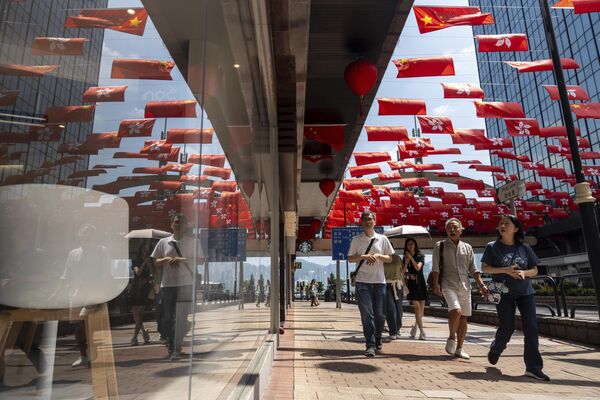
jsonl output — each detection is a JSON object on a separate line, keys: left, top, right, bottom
{"left": 481, "top": 215, "right": 549, "bottom": 381}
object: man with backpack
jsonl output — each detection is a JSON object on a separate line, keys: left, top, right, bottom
{"left": 431, "top": 218, "right": 488, "bottom": 360}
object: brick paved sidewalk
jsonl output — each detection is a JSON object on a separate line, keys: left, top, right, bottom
{"left": 264, "top": 302, "right": 600, "bottom": 400}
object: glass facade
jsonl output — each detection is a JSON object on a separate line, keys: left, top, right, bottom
{"left": 469, "top": 1, "right": 600, "bottom": 194}
{"left": 0, "top": 0, "right": 275, "bottom": 398}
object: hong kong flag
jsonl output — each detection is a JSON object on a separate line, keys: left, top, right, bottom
{"left": 65, "top": 8, "right": 148, "bottom": 36}
{"left": 493, "top": 173, "right": 518, "bottom": 181}
{"left": 574, "top": 151, "right": 600, "bottom": 160}
{"left": 413, "top": 6, "right": 494, "bottom": 34}
{"left": 365, "top": 126, "right": 409, "bottom": 141}
{"left": 413, "top": 163, "right": 444, "bottom": 172}
{"left": 0, "top": 63, "right": 58, "bottom": 77}
{"left": 144, "top": 100, "right": 197, "bottom": 118}
{"left": 398, "top": 149, "right": 427, "bottom": 159}
{"left": 354, "top": 152, "right": 391, "bottom": 166}
{"left": 558, "top": 137, "right": 590, "bottom": 148}
{"left": 140, "top": 140, "right": 172, "bottom": 154}
{"left": 473, "top": 137, "right": 513, "bottom": 150}
{"left": 474, "top": 101, "right": 525, "bottom": 118}
{"left": 392, "top": 57, "right": 455, "bottom": 78}
{"left": 0, "top": 90, "right": 18, "bottom": 106}
{"left": 423, "top": 186, "right": 445, "bottom": 197}
{"left": 469, "top": 164, "right": 505, "bottom": 173}
{"left": 476, "top": 34, "right": 529, "bottom": 52}
{"left": 166, "top": 128, "right": 213, "bottom": 144}
{"left": 32, "top": 37, "right": 87, "bottom": 56}
{"left": 400, "top": 177, "right": 429, "bottom": 188}
{"left": 348, "top": 164, "right": 381, "bottom": 177}
{"left": 452, "top": 129, "right": 489, "bottom": 145}
{"left": 455, "top": 179, "right": 485, "bottom": 191}
{"left": 504, "top": 58, "right": 579, "bottom": 73}
{"left": 111, "top": 59, "right": 175, "bottom": 80}
{"left": 203, "top": 167, "right": 231, "bottom": 180}
{"left": 538, "top": 168, "right": 569, "bottom": 179}
{"left": 435, "top": 171, "right": 459, "bottom": 178}
{"left": 377, "top": 171, "right": 401, "bottom": 181}
{"left": 304, "top": 124, "right": 346, "bottom": 151}
{"left": 543, "top": 85, "right": 590, "bottom": 101}
{"left": 132, "top": 166, "right": 165, "bottom": 175}
{"left": 539, "top": 126, "right": 581, "bottom": 137}
{"left": 441, "top": 83, "right": 484, "bottom": 99}
{"left": 84, "top": 132, "right": 120, "bottom": 148}
{"left": 45, "top": 105, "right": 95, "bottom": 122}
{"left": 493, "top": 151, "right": 530, "bottom": 162}
{"left": 164, "top": 163, "right": 193, "bottom": 174}
{"left": 504, "top": 118, "right": 541, "bottom": 136}
{"left": 83, "top": 86, "right": 127, "bottom": 102}
{"left": 520, "top": 162, "right": 546, "bottom": 171}
{"left": 583, "top": 166, "right": 600, "bottom": 176}
{"left": 188, "top": 154, "right": 226, "bottom": 167}
{"left": 377, "top": 98, "right": 426, "bottom": 115}
{"left": 571, "top": 103, "right": 600, "bottom": 119}
{"left": 387, "top": 161, "right": 414, "bottom": 170}
{"left": 344, "top": 179, "right": 373, "bottom": 190}
{"left": 477, "top": 188, "right": 497, "bottom": 198}
{"left": 403, "top": 137, "right": 432, "bottom": 150}
{"left": 118, "top": 119, "right": 155, "bottom": 137}
{"left": 418, "top": 116, "right": 454, "bottom": 134}
{"left": 149, "top": 148, "right": 180, "bottom": 163}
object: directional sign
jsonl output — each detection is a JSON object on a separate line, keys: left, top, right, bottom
{"left": 199, "top": 228, "right": 247, "bottom": 262}
{"left": 497, "top": 179, "right": 526, "bottom": 203}
{"left": 331, "top": 226, "right": 384, "bottom": 261}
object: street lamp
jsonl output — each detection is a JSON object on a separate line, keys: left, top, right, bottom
{"left": 539, "top": 0, "right": 600, "bottom": 318}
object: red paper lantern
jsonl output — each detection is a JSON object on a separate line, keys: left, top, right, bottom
{"left": 311, "top": 218, "right": 321, "bottom": 233}
{"left": 344, "top": 58, "right": 378, "bottom": 117}
{"left": 319, "top": 179, "right": 335, "bottom": 197}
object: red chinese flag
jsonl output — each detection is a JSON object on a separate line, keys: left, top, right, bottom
{"left": 393, "top": 57, "right": 455, "bottom": 78}
{"left": 474, "top": 101, "right": 526, "bottom": 118}
{"left": 455, "top": 179, "right": 485, "bottom": 191}
{"left": 571, "top": 103, "right": 600, "bottom": 119}
{"left": 348, "top": 164, "right": 381, "bottom": 177}
{"left": 504, "top": 118, "right": 541, "bottom": 137}
{"left": 377, "top": 172, "right": 402, "bottom": 182}
{"left": 188, "top": 154, "right": 226, "bottom": 167}
{"left": 504, "top": 58, "right": 579, "bottom": 73}
{"left": 32, "top": 37, "right": 87, "bottom": 56}
{"left": 304, "top": 124, "right": 346, "bottom": 151}
{"left": 377, "top": 98, "right": 426, "bottom": 115}
{"left": 413, "top": 163, "right": 444, "bottom": 172}
{"left": 365, "top": 126, "right": 409, "bottom": 141}
{"left": 543, "top": 85, "right": 590, "bottom": 101}
{"left": 0, "top": 63, "right": 58, "bottom": 77}
{"left": 400, "top": 177, "right": 429, "bottom": 188}
{"left": 558, "top": 137, "right": 590, "bottom": 148}
{"left": 538, "top": 168, "right": 569, "bottom": 179}
{"left": 65, "top": 8, "right": 148, "bottom": 36}
{"left": 166, "top": 128, "right": 213, "bottom": 144}
{"left": 473, "top": 137, "right": 513, "bottom": 150}
{"left": 413, "top": 6, "right": 494, "bottom": 34}
{"left": 0, "top": 90, "right": 18, "bottom": 106}
{"left": 418, "top": 116, "right": 454, "bottom": 134}
{"left": 144, "top": 100, "right": 197, "bottom": 118}
{"left": 111, "top": 59, "right": 175, "bottom": 80}
{"left": 83, "top": 85, "right": 127, "bottom": 102}
{"left": 469, "top": 164, "right": 505, "bottom": 173}
{"left": 441, "top": 83, "right": 485, "bottom": 99}
{"left": 424, "top": 186, "right": 445, "bottom": 197}
{"left": 140, "top": 140, "right": 172, "bottom": 154}
{"left": 539, "top": 126, "right": 581, "bottom": 137}
{"left": 343, "top": 179, "right": 373, "bottom": 190}
{"left": 338, "top": 190, "right": 367, "bottom": 203}
{"left": 476, "top": 34, "right": 529, "bottom": 52}
{"left": 45, "top": 105, "right": 95, "bottom": 122}
{"left": 574, "top": 0, "right": 600, "bottom": 13}
{"left": 389, "top": 191, "right": 416, "bottom": 206}
{"left": 203, "top": 167, "right": 231, "bottom": 180}
{"left": 426, "top": 148, "right": 462, "bottom": 156}
{"left": 441, "top": 192, "right": 467, "bottom": 206}
{"left": 451, "top": 129, "right": 488, "bottom": 145}
{"left": 354, "top": 152, "right": 391, "bottom": 166}
{"left": 113, "top": 152, "right": 148, "bottom": 159}
{"left": 118, "top": 119, "right": 155, "bottom": 137}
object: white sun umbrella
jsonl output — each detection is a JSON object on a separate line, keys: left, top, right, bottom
{"left": 125, "top": 229, "right": 171, "bottom": 239}
{"left": 384, "top": 225, "right": 430, "bottom": 238}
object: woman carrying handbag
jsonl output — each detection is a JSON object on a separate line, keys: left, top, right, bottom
{"left": 481, "top": 215, "right": 549, "bottom": 381}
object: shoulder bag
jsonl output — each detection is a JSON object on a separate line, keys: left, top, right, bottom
{"left": 350, "top": 238, "right": 376, "bottom": 286}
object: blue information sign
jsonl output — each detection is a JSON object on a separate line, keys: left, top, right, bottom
{"left": 331, "top": 226, "right": 384, "bottom": 261}
{"left": 199, "top": 228, "right": 247, "bottom": 262}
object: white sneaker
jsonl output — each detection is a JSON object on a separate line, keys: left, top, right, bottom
{"left": 410, "top": 324, "right": 417, "bottom": 339}
{"left": 445, "top": 338, "right": 457, "bottom": 355}
{"left": 419, "top": 330, "right": 426, "bottom": 340}
{"left": 71, "top": 355, "right": 90, "bottom": 368}
{"left": 455, "top": 348, "right": 470, "bottom": 359}
{"left": 389, "top": 334, "right": 399, "bottom": 340}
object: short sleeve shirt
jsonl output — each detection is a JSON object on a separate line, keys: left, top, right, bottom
{"left": 347, "top": 232, "right": 395, "bottom": 284}
{"left": 481, "top": 241, "right": 539, "bottom": 296}
{"left": 432, "top": 239, "right": 478, "bottom": 292}
{"left": 151, "top": 235, "right": 200, "bottom": 287}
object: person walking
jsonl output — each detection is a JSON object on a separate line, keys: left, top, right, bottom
{"left": 384, "top": 252, "right": 404, "bottom": 341}
{"left": 403, "top": 237, "right": 427, "bottom": 340}
{"left": 481, "top": 215, "right": 549, "bottom": 381}
{"left": 130, "top": 242, "right": 153, "bottom": 346}
{"left": 308, "top": 279, "right": 320, "bottom": 306}
{"left": 347, "top": 211, "right": 394, "bottom": 357}
{"left": 431, "top": 218, "right": 488, "bottom": 360}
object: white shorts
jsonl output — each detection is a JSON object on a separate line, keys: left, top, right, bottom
{"left": 442, "top": 288, "right": 472, "bottom": 317}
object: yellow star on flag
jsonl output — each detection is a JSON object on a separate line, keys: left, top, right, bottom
{"left": 572, "top": 104, "right": 579, "bottom": 108}
{"left": 129, "top": 17, "right": 142, "bottom": 27}
{"left": 420, "top": 15, "right": 434, "bottom": 25}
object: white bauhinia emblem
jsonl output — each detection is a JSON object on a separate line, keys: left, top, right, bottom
{"left": 468, "top": 220, "right": 474, "bottom": 226}
{"left": 416, "top": 198, "right": 425, "bottom": 205}
{"left": 456, "top": 85, "right": 471, "bottom": 96}
{"left": 524, "top": 213, "right": 530, "bottom": 220}
{"left": 441, "top": 212, "right": 449, "bottom": 218}
{"left": 452, "top": 206, "right": 460, "bottom": 214}
{"left": 588, "top": 168, "right": 599, "bottom": 176}
{"left": 482, "top": 190, "right": 491, "bottom": 196}
{"left": 49, "top": 37, "right": 69, "bottom": 52}
{"left": 368, "top": 198, "right": 376, "bottom": 205}
{"left": 400, "top": 213, "right": 407, "bottom": 218}
{"left": 429, "top": 118, "right": 444, "bottom": 132}
{"left": 483, "top": 212, "right": 490, "bottom": 220}
{"left": 558, "top": 146, "right": 569, "bottom": 153}
{"left": 96, "top": 88, "right": 114, "bottom": 98}
{"left": 567, "top": 89, "right": 577, "bottom": 98}
{"left": 391, "top": 218, "right": 398, "bottom": 225}
{"left": 491, "top": 138, "right": 504, "bottom": 146}
{"left": 353, "top": 217, "right": 360, "bottom": 223}
{"left": 210, "top": 200, "right": 217, "bottom": 207}
{"left": 466, "top": 199, "right": 474, "bottom": 205}
{"left": 155, "top": 201, "right": 165, "bottom": 210}
{"left": 408, "top": 150, "right": 418, "bottom": 156}
{"left": 226, "top": 218, "right": 231, "bottom": 224}
{"left": 376, "top": 187, "right": 386, "bottom": 195}
{"left": 430, "top": 187, "right": 439, "bottom": 194}
{"left": 495, "top": 36, "right": 512, "bottom": 48}
{"left": 407, "top": 206, "right": 415, "bottom": 213}
{"left": 430, "top": 219, "right": 436, "bottom": 225}
{"left": 36, "top": 126, "right": 55, "bottom": 141}
{"left": 515, "top": 121, "right": 532, "bottom": 136}
{"left": 560, "top": 198, "right": 569, "bottom": 205}
{"left": 132, "top": 216, "right": 141, "bottom": 223}
{"left": 168, "top": 209, "right": 177, "bottom": 218}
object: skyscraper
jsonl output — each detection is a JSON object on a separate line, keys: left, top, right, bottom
{"left": 0, "top": 0, "right": 107, "bottom": 184}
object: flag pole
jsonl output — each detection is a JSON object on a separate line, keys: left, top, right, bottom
{"left": 539, "top": 0, "right": 600, "bottom": 318}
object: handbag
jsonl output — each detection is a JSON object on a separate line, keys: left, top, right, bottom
{"left": 350, "top": 238, "right": 376, "bottom": 286}
{"left": 485, "top": 244, "right": 521, "bottom": 304}
{"left": 427, "top": 241, "right": 444, "bottom": 291}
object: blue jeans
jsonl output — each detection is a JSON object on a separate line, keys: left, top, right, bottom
{"left": 386, "top": 284, "right": 403, "bottom": 336}
{"left": 356, "top": 282, "right": 386, "bottom": 347}
{"left": 491, "top": 293, "right": 543, "bottom": 372}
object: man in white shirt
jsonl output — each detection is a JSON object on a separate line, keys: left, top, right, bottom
{"left": 152, "top": 214, "right": 203, "bottom": 360}
{"left": 347, "top": 211, "right": 394, "bottom": 357}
